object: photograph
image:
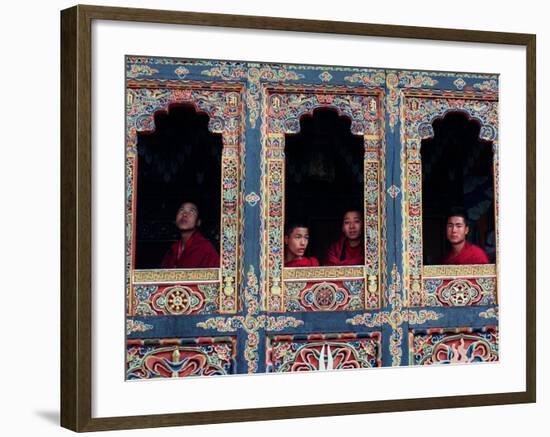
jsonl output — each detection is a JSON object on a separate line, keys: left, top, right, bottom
{"left": 125, "top": 56, "right": 500, "bottom": 378}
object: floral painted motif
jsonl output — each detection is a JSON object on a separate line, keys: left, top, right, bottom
{"left": 424, "top": 277, "right": 497, "bottom": 307}
{"left": 267, "top": 333, "right": 381, "bottom": 372}
{"left": 473, "top": 79, "right": 498, "bottom": 92}
{"left": 127, "top": 337, "right": 235, "bottom": 379}
{"left": 386, "top": 71, "right": 439, "bottom": 132}
{"left": 127, "top": 65, "right": 159, "bottom": 78}
{"left": 126, "top": 319, "right": 154, "bottom": 335}
{"left": 133, "top": 283, "right": 220, "bottom": 316}
{"left": 201, "top": 64, "right": 304, "bottom": 128}
{"left": 479, "top": 307, "right": 499, "bottom": 319}
{"left": 267, "top": 91, "right": 380, "bottom": 136}
{"left": 410, "top": 327, "right": 498, "bottom": 365}
{"left": 343, "top": 71, "right": 386, "bottom": 86}
{"left": 399, "top": 72, "right": 438, "bottom": 88}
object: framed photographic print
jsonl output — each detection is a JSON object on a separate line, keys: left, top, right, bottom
{"left": 60, "top": 4, "right": 536, "bottom": 432}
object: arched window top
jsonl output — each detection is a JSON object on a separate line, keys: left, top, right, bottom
{"left": 135, "top": 104, "right": 223, "bottom": 270}
{"left": 421, "top": 110, "right": 495, "bottom": 266}
{"left": 285, "top": 108, "right": 364, "bottom": 263}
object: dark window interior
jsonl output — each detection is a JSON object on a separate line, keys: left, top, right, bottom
{"left": 134, "top": 104, "right": 222, "bottom": 269}
{"left": 421, "top": 111, "right": 495, "bottom": 265}
{"left": 285, "top": 109, "right": 364, "bottom": 263}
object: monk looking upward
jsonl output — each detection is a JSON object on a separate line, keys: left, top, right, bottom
{"left": 161, "top": 201, "right": 220, "bottom": 269}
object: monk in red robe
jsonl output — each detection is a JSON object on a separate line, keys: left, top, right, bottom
{"left": 284, "top": 223, "right": 319, "bottom": 267}
{"left": 161, "top": 202, "right": 220, "bottom": 268}
{"left": 324, "top": 210, "right": 364, "bottom": 266}
{"left": 442, "top": 213, "right": 489, "bottom": 265}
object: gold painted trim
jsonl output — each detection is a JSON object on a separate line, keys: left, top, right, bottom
{"left": 283, "top": 266, "right": 365, "bottom": 281}
{"left": 133, "top": 268, "right": 221, "bottom": 284}
{"left": 423, "top": 264, "right": 497, "bottom": 278}
{"left": 264, "top": 83, "right": 383, "bottom": 96}
{"left": 126, "top": 79, "right": 244, "bottom": 91}
{"left": 402, "top": 88, "right": 498, "bottom": 101}
{"left": 364, "top": 134, "right": 381, "bottom": 141}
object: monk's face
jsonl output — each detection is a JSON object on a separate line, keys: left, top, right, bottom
{"left": 284, "top": 227, "right": 310, "bottom": 259}
{"left": 342, "top": 211, "right": 362, "bottom": 242}
{"left": 446, "top": 216, "right": 468, "bottom": 245}
{"left": 175, "top": 202, "right": 200, "bottom": 231}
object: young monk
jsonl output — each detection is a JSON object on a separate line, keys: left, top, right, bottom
{"left": 284, "top": 223, "right": 319, "bottom": 267}
{"left": 442, "top": 211, "right": 489, "bottom": 265}
{"left": 324, "top": 209, "right": 364, "bottom": 266}
{"left": 161, "top": 201, "right": 220, "bottom": 268}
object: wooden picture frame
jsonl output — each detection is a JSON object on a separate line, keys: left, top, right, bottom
{"left": 61, "top": 4, "right": 536, "bottom": 432}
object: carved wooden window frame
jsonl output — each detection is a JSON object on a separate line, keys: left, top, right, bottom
{"left": 261, "top": 83, "right": 386, "bottom": 313}
{"left": 401, "top": 87, "right": 499, "bottom": 307}
{"left": 125, "top": 79, "right": 245, "bottom": 315}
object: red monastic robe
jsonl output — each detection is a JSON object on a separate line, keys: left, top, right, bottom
{"left": 161, "top": 231, "right": 220, "bottom": 268}
{"left": 285, "top": 257, "right": 320, "bottom": 268}
{"left": 442, "top": 242, "right": 490, "bottom": 265}
{"left": 324, "top": 236, "right": 364, "bottom": 266}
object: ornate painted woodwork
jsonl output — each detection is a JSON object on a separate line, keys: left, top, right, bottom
{"left": 261, "top": 84, "right": 386, "bottom": 313}
{"left": 124, "top": 56, "right": 500, "bottom": 379}
{"left": 266, "top": 332, "right": 382, "bottom": 372}
{"left": 409, "top": 326, "right": 498, "bottom": 365}
{"left": 127, "top": 337, "right": 236, "bottom": 379}
{"left": 126, "top": 80, "right": 246, "bottom": 315}
{"left": 400, "top": 89, "right": 499, "bottom": 307}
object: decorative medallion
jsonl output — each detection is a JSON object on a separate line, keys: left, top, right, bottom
{"left": 439, "top": 280, "right": 482, "bottom": 306}
{"left": 387, "top": 184, "right": 401, "bottom": 199}
{"left": 174, "top": 66, "right": 190, "bottom": 79}
{"left": 245, "top": 191, "right": 261, "bottom": 207}
{"left": 319, "top": 71, "right": 333, "bottom": 82}
{"left": 133, "top": 283, "right": 218, "bottom": 316}
{"left": 453, "top": 77, "right": 466, "bottom": 90}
